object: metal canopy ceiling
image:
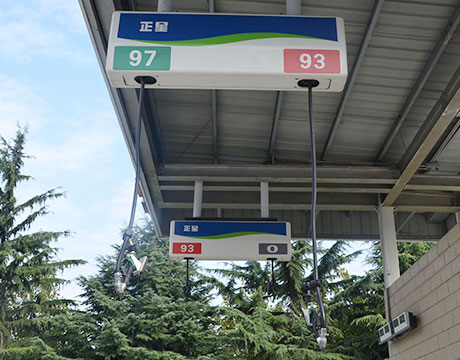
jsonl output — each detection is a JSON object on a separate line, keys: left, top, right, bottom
{"left": 79, "top": 0, "right": 460, "bottom": 241}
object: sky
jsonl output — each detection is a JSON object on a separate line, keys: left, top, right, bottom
{"left": 0, "top": 0, "right": 145, "bottom": 300}
{"left": 0, "top": 0, "right": 370, "bottom": 302}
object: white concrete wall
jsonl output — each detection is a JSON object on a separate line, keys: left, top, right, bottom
{"left": 388, "top": 222, "right": 460, "bottom": 359}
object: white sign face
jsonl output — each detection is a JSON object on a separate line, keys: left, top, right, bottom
{"left": 106, "top": 12, "right": 347, "bottom": 91}
{"left": 169, "top": 221, "right": 291, "bottom": 261}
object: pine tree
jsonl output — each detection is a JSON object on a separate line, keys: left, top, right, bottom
{"left": 210, "top": 241, "right": 360, "bottom": 359}
{"left": 66, "top": 220, "right": 229, "bottom": 360}
{"left": 328, "top": 240, "right": 434, "bottom": 359}
{"left": 0, "top": 128, "right": 85, "bottom": 355}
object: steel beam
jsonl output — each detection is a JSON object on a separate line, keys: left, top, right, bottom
{"left": 159, "top": 184, "right": 460, "bottom": 194}
{"left": 158, "top": 202, "right": 460, "bottom": 213}
{"left": 158, "top": 163, "right": 398, "bottom": 180}
{"left": 383, "top": 65, "right": 460, "bottom": 206}
{"left": 321, "top": 0, "right": 384, "bottom": 160}
{"left": 267, "top": 91, "right": 284, "bottom": 162}
{"left": 396, "top": 211, "right": 415, "bottom": 233}
{"left": 160, "top": 185, "right": 393, "bottom": 193}
{"left": 374, "top": 4, "right": 460, "bottom": 162}
{"left": 159, "top": 175, "right": 396, "bottom": 184}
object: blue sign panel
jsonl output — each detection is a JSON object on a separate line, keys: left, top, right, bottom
{"left": 117, "top": 13, "right": 338, "bottom": 45}
{"left": 169, "top": 220, "right": 292, "bottom": 261}
{"left": 107, "top": 12, "right": 347, "bottom": 91}
{"left": 174, "top": 220, "right": 287, "bottom": 238}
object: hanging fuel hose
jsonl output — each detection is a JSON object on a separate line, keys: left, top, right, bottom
{"left": 114, "top": 76, "right": 156, "bottom": 294}
{"left": 298, "top": 80, "right": 327, "bottom": 350}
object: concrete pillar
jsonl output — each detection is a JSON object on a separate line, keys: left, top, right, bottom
{"left": 193, "top": 180, "right": 203, "bottom": 218}
{"left": 260, "top": 181, "right": 269, "bottom": 218}
{"left": 377, "top": 205, "right": 400, "bottom": 323}
{"left": 378, "top": 206, "right": 400, "bottom": 287}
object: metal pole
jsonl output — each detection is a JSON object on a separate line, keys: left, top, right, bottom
{"left": 286, "top": 0, "right": 301, "bottom": 15}
{"left": 377, "top": 206, "right": 400, "bottom": 323}
{"left": 193, "top": 180, "right": 203, "bottom": 218}
{"left": 211, "top": 90, "right": 218, "bottom": 163}
{"left": 267, "top": 91, "right": 284, "bottom": 161}
{"left": 260, "top": 181, "right": 269, "bottom": 218}
{"left": 209, "top": 0, "right": 218, "bottom": 164}
{"left": 158, "top": 0, "right": 173, "bottom": 12}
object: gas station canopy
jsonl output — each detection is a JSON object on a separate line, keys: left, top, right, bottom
{"left": 80, "top": 0, "right": 460, "bottom": 242}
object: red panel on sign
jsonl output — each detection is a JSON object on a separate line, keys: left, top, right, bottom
{"left": 284, "top": 49, "right": 340, "bottom": 74}
{"left": 172, "top": 242, "right": 202, "bottom": 254}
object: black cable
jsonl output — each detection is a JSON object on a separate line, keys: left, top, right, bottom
{"left": 184, "top": 258, "right": 191, "bottom": 301}
{"left": 307, "top": 85, "right": 326, "bottom": 330}
{"left": 115, "top": 77, "right": 146, "bottom": 274}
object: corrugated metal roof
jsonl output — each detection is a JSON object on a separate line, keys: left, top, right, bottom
{"left": 79, "top": 0, "right": 460, "bottom": 239}
{"left": 135, "top": 0, "right": 460, "bottom": 169}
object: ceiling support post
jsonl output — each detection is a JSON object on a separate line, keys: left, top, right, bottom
{"left": 377, "top": 205, "right": 400, "bottom": 323}
{"left": 193, "top": 180, "right": 203, "bottom": 218}
{"left": 211, "top": 90, "right": 218, "bottom": 163}
{"left": 261, "top": 181, "right": 269, "bottom": 218}
{"left": 209, "top": 0, "right": 218, "bottom": 164}
{"left": 158, "top": 0, "right": 173, "bottom": 12}
{"left": 286, "top": 0, "right": 301, "bottom": 15}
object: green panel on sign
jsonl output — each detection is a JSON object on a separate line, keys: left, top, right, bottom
{"left": 113, "top": 46, "right": 171, "bottom": 70}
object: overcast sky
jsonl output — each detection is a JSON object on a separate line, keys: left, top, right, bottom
{"left": 0, "top": 0, "right": 370, "bottom": 302}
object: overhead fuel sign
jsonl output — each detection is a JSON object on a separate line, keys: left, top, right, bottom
{"left": 106, "top": 12, "right": 347, "bottom": 91}
{"left": 169, "top": 221, "right": 291, "bottom": 261}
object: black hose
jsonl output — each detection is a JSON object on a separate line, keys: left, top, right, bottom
{"left": 115, "top": 77, "right": 146, "bottom": 274}
{"left": 307, "top": 86, "right": 326, "bottom": 329}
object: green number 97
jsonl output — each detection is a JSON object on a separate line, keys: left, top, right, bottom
{"left": 129, "top": 49, "right": 157, "bottom": 67}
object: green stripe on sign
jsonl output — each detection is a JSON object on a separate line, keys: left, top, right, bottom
{"left": 137, "top": 32, "right": 324, "bottom": 47}
{"left": 113, "top": 46, "right": 171, "bottom": 70}
{"left": 185, "top": 231, "right": 276, "bottom": 240}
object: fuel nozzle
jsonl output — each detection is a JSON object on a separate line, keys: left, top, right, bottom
{"left": 317, "top": 328, "right": 327, "bottom": 350}
{"left": 114, "top": 253, "right": 148, "bottom": 294}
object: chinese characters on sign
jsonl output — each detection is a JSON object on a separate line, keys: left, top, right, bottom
{"left": 139, "top": 21, "right": 168, "bottom": 32}
{"left": 183, "top": 225, "right": 199, "bottom": 232}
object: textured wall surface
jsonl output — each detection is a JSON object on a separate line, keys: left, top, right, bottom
{"left": 388, "top": 221, "right": 460, "bottom": 359}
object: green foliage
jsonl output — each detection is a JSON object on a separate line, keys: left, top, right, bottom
{"left": 0, "top": 130, "right": 436, "bottom": 359}
{"left": 397, "top": 242, "right": 433, "bottom": 274}
{"left": 55, "top": 221, "right": 230, "bottom": 359}
{"left": 0, "top": 337, "right": 74, "bottom": 360}
{"left": 0, "top": 128, "right": 84, "bottom": 354}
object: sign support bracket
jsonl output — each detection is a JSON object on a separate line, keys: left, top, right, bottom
{"left": 193, "top": 180, "right": 203, "bottom": 218}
